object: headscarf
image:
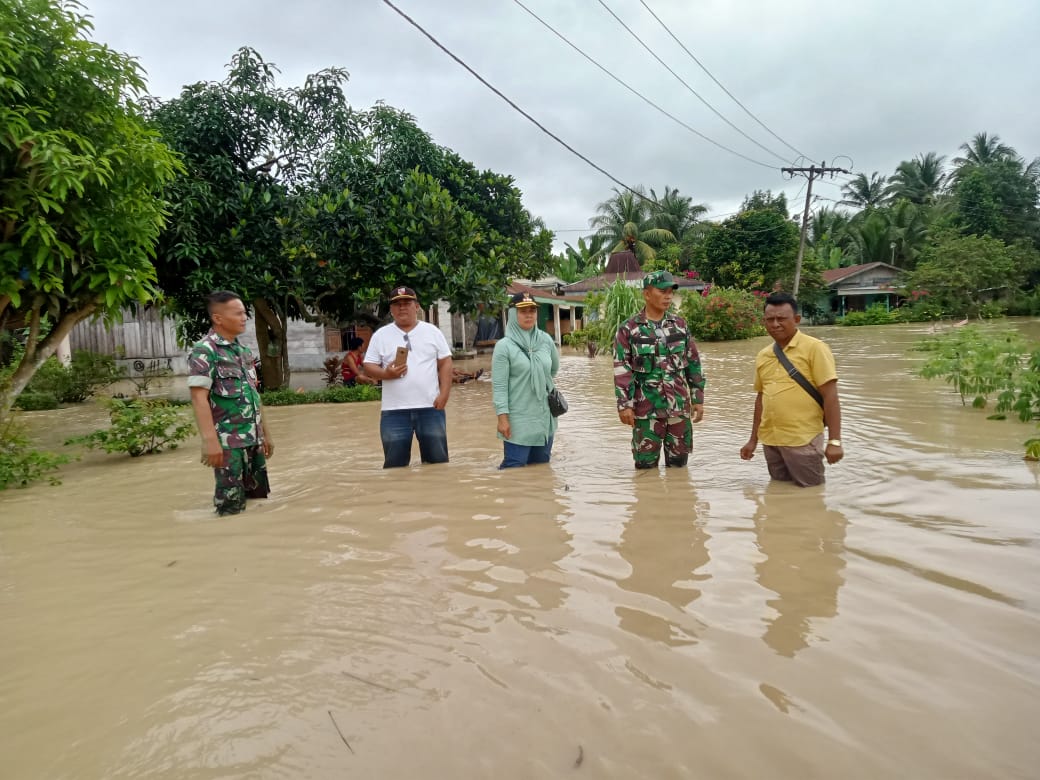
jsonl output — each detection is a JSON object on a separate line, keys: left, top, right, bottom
{"left": 505, "top": 307, "right": 551, "bottom": 401}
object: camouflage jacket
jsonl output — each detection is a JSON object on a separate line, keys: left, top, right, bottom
{"left": 186, "top": 330, "right": 264, "bottom": 449}
{"left": 614, "top": 311, "right": 706, "bottom": 418}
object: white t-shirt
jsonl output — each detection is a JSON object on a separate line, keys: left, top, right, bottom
{"left": 365, "top": 321, "right": 451, "bottom": 410}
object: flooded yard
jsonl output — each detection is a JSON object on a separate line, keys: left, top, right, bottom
{"left": 2, "top": 322, "right": 1038, "bottom": 779}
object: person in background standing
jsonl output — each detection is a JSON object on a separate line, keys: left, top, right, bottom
{"left": 492, "top": 291, "right": 560, "bottom": 468}
{"left": 363, "top": 286, "right": 453, "bottom": 467}
{"left": 740, "top": 291, "right": 843, "bottom": 487}
{"left": 187, "top": 291, "right": 274, "bottom": 515}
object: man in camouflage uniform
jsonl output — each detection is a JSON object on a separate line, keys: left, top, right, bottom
{"left": 187, "top": 291, "right": 274, "bottom": 515}
{"left": 614, "top": 270, "right": 706, "bottom": 469}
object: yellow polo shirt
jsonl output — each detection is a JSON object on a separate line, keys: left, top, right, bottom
{"left": 754, "top": 330, "right": 837, "bottom": 447}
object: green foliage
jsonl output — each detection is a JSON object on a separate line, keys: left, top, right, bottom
{"left": 13, "top": 391, "right": 58, "bottom": 411}
{"left": 893, "top": 299, "right": 945, "bottom": 322}
{"left": 260, "top": 384, "right": 381, "bottom": 405}
{"left": 679, "top": 287, "right": 766, "bottom": 341}
{"left": 839, "top": 303, "right": 897, "bottom": 326}
{"left": 915, "top": 326, "right": 1040, "bottom": 459}
{"left": 0, "top": 420, "right": 70, "bottom": 489}
{"left": 65, "top": 398, "right": 194, "bottom": 457}
{"left": 23, "top": 351, "right": 122, "bottom": 403}
{"left": 700, "top": 207, "right": 799, "bottom": 289}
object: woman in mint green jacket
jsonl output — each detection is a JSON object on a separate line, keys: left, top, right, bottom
{"left": 492, "top": 292, "right": 560, "bottom": 468}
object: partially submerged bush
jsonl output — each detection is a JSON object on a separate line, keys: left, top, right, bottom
{"left": 13, "top": 391, "right": 59, "bottom": 411}
{"left": 24, "top": 351, "right": 123, "bottom": 403}
{"left": 260, "top": 385, "right": 381, "bottom": 406}
{"left": 679, "top": 286, "right": 766, "bottom": 341}
{"left": 1, "top": 422, "right": 71, "bottom": 490}
{"left": 65, "top": 398, "right": 194, "bottom": 457}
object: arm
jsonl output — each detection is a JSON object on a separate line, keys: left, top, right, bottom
{"left": 740, "top": 392, "right": 763, "bottom": 460}
{"left": 364, "top": 361, "right": 407, "bottom": 381}
{"left": 819, "top": 379, "right": 843, "bottom": 464}
{"left": 190, "top": 386, "right": 226, "bottom": 468}
{"left": 685, "top": 333, "right": 706, "bottom": 423}
{"left": 492, "top": 343, "right": 511, "bottom": 439}
{"left": 613, "top": 325, "right": 636, "bottom": 426}
{"left": 433, "top": 356, "right": 453, "bottom": 409}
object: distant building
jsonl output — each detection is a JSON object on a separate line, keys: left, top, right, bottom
{"left": 822, "top": 262, "right": 902, "bottom": 315}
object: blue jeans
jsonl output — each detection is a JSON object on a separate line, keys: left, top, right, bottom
{"left": 380, "top": 408, "right": 449, "bottom": 468}
{"left": 500, "top": 437, "right": 554, "bottom": 469}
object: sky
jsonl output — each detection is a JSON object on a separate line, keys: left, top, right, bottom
{"left": 80, "top": 0, "right": 1040, "bottom": 250}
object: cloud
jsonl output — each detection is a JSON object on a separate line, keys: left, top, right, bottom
{"left": 82, "top": 0, "right": 1040, "bottom": 247}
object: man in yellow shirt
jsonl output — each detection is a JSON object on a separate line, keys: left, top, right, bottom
{"left": 740, "top": 292, "right": 844, "bottom": 486}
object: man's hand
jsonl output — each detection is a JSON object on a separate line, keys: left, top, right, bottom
{"left": 262, "top": 438, "right": 274, "bottom": 458}
{"left": 433, "top": 391, "right": 450, "bottom": 410}
{"left": 201, "top": 439, "right": 226, "bottom": 468}
{"left": 618, "top": 408, "right": 635, "bottom": 427}
{"left": 385, "top": 363, "right": 407, "bottom": 380}
{"left": 691, "top": 404, "right": 704, "bottom": 423}
{"left": 497, "top": 414, "right": 511, "bottom": 439}
{"left": 825, "top": 442, "right": 844, "bottom": 464}
{"left": 739, "top": 438, "right": 757, "bottom": 460}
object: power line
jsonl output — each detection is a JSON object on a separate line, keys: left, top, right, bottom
{"left": 637, "top": 0, "right": 809, "bottom": 161}
{"left": 595, "top": 0, "right": 793, "bottom": 165}
{"left": 510, "top": 0, "right": 777, "bottom": 170}
{"left": 379, "top": 0, "right": 657, "bottom": 206}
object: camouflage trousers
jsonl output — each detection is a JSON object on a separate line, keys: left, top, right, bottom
{"left": 631, "top": 416, "right": 692, "bottom": 468}
{"left": 213, "top": 445, "right": 270, "bottom": 516}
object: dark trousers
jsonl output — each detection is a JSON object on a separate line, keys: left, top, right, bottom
{"left": 500, "top": 436, "right": 554, "bottom": 469}
{"left": 380, "top": 408, "right": 449, "bottom": 468}
{"left": 213, "top": 445, "right": 270, "bottom": 515}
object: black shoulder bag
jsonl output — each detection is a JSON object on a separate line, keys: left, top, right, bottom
{"left": 773, "top": 342, "right": 823, "bottom": 409}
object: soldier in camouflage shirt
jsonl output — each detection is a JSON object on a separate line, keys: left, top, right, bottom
{"left": 614, "top": 270, "right": 706, "bottom": 469}
{"left": 187, "top": 291, "right": 274, "bottom": 515}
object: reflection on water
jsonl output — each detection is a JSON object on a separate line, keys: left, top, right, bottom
{"left": 750, "top": 484, "right": 847, "bottom": 657}
{"left": 2, "top": 322, "right": 1040, "bottom": 778}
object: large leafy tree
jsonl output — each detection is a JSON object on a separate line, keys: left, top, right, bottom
{"left": 0, "top": 0, "right": 180, "bottom": 419}
{"left": 700, "top": 201, "right": 799, "bottom": 289}
{"left": 147, "top": 48, "right": 353, "bottom": 388}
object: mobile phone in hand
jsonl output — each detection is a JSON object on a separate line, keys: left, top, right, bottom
{"left": 392, "top": 345, "right": 409, "bottom": 368}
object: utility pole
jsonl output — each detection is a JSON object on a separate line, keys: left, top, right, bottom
{"left": 783, "top": 162, "right": 850, "bottom": 297}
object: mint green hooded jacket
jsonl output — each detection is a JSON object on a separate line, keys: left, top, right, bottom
{"left": 491, "top": 309, "right": 560, "bottom": 446}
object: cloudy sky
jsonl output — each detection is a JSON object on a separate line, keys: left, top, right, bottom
{"left": 81, "top": 0, "right": 1039, "bottom": 248}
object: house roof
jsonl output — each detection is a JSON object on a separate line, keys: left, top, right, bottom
{"left": 822, "top": 262, "right": 901, "bottom": 285}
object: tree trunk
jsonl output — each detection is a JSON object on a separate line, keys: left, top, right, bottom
{"left": 253, "top": 297, "right": 289, "bottom": 390}
{"left": 0, "top": 304, "right": 96, "bottom": 425}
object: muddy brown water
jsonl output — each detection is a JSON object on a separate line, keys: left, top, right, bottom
{"left": 2, "top": 322, "right": 1039, "bottom": 779}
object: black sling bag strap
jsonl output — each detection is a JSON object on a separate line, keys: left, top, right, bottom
{"left": 773, "top": 342, "right": 824, "bottom": 408}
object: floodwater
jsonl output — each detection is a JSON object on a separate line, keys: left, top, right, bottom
{"left": 2, "top": 322, "right": 1039, "bottom": 779}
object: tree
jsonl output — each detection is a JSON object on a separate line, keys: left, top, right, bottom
{"left": 700, "top": 206, "right": 799, "bottom": 289}
{"left": 906, "top": 233, "right": 1027, "bottom": 316}
{"left": 953, "top": 132, "right": 1018, "bottom": 170}
{"left": 147, "top": 48, "right": 353, "bottom": 388}
{"left": 589, "top": 187, "right": 674, "bottom": 264}
{"left": 839, "top": 172, "right": 888, "bottom": 210}
{"left": 886, "top": 152, "right": 947, "bottom": 205}
{"left": 0, "top": 0, "right": 180, "bottom": 420}
{"left": 553, "top": 235, "right": 607, "bottom": 283}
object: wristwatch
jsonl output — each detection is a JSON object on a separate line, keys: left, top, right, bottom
{"left": 827, "top": 439, "right": 843, "bottom": 447}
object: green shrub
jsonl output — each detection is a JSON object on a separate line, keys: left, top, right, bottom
{"left": 13, "top": 391, "right": 59, "bottom": 411}
{"left": 839, "top": 303, "right": 896, "bottom": 326}
{"left": 25, "top": 351, "right": 123, "bottom": 403}
{"left": 1006, "top": 289, "right": 1040, "bottom": 317}
{"left": 893, "top": 300, "right": 945, "bottom": 322}
{"left": 65, "top": 398, "right": 195, "bottom": 457}
{"left": 678, "top": 286, "right": 766, "bottom": 341}
{"left": 260, "top": 384, "right": 381, "bottom": 406}
{"left": 0, "top": 422, "right": 71, "bottom": 489}
{"left": 978, "top": 301, "right": 1008, "bottom": 320}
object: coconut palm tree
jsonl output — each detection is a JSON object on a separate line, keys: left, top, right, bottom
{"left": 648, "top": 185, "right": 709, "bottom": 241}
{"left": 589, "top": 187, "right": 674, "bottom": 264}
{"left": 953, "top": 132, "right": 1018, "bottom": 168}
{"left": 839, "top": 172, "right": 888, "bottom": 210}
{"left": 886, "top": 152, "right": 947, "bottom": 204}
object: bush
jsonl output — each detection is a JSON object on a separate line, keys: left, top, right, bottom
{"left": 260, "top": 384, "right": 382, "bottom": 406}
{"left": 839, "top": 303, "right": 896, "bottom": 326}
{"left": 24, "top": 351, "right": 123, "bottom": 403}
{"left": 13, "top": 391, "right": 59, "bottom": 411}
{"left": 678, "top": 286, "right": 766, "bottom": 341}
{"left": 0, "top": 422, "right": 71, "bottom": 489}
{"left": 1006, "top": 289, "right": 1040, "bottom": 317}
{"left": 893, "top": 300, "right": 945, "bottom": 322}
{"left": 65, "top": 398, "right": 195, "bottom": 457}
{"left": 978, "top": 301, "right": 1008, "bottom": 320}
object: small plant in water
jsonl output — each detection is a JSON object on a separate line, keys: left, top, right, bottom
{"left": 66, "top": 398, "right": 195, "bottom": 457}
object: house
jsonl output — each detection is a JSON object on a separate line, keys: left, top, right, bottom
{"left": 561, "top": 250, "right": 706, "bottom": 297}
{"left": 822, "top": 262, "right": 902, "bottom": 315}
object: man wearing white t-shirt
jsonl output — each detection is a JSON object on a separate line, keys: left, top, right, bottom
{"left": 364, "top": 286, "right": 453, "bottom": 467}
